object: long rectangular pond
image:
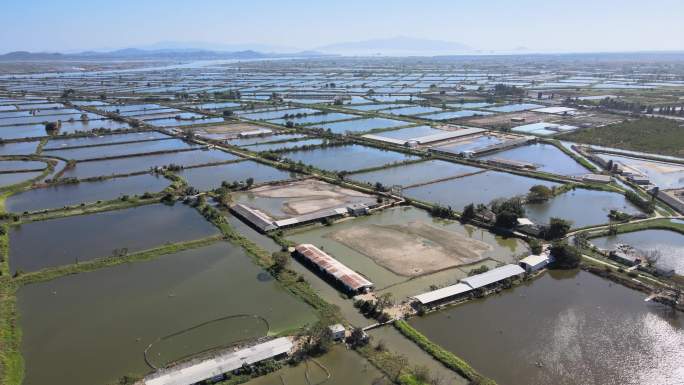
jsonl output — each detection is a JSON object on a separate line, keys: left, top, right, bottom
{"left": 177, "top": 161, "right": 297, "bottom": 191}
{"left": 403, "top": 170, "right": 559, "bottom": 209}
{"left": 9, "top": 203, "right": 218, "bottom": 273}
{"left": 280, "top": 144, "right": 420, "bottom": 172}
{"left": 60, "top": 149, "right": 239, "bottom": 179}
{"left": 5, "top": 174, "right": 169, "bottom": 213}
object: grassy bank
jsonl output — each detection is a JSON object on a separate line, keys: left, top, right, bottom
{"left": 14, "top": 235, "right": 223, "bottom": 286}
{"left": 394, "top": 320, "right": 497, "bottom": 385}
{"left": 545, "top": 139, "right": 598, "bottom": 172}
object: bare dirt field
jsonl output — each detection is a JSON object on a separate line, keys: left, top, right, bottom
{"left": 237, "top": 179, "right": 376, "bottom": 217}
{"left": 328, "top": 221, "right": 493, "bottom": 277}
{"left": 462, "top": 111, "right": 559, "bottom": 129}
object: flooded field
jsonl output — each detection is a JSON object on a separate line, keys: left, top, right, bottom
{"left": 525, "top": 188, "right": 642, "bottom": 227}
{"left": 177, "top": 161, "right": 296, "bottom": 191}
{"left": 286, "top": 206, "right": 525, "bottom": 295}
{"left": 314, "top": 118, "right": 407, "bottom": 134}
{"left": 43, "top": 138, "right": 196, "bottom": 160}
{"left": 481, "top": 143, "right": 589, "bottom": 176}
{"left": 60, "top": 149, "right": 239, "bottom": 179}
{"left": 227, "top": 133, "right": 307, "bottom": 147}
{"left": 404, "top": 170, "right": 558, "bottom": 209}
{"left": 18, "top": 242, "right": 317, "bottom": 385}
{"left": 43, "top": 131, "right": 169, "bottom": 150}
{"left": 245, "top": 138, "right": 325, "bottom": 152}
{"left": 409, "top": 270, "right": 684, "bottom": 385}
{"left": 9, "top": 203, "right": 217, "bottom": 272}
{"left": 369, "top": 125, "right": 443, "bottom": 140}
{"left": 350, "top": 159, "right": 482, "bottom": 188}
{"left": 591, "top": 229, "right": 684, "bottom": 274}
{"left": 0, "top": 120, "right": 132, "bottom": 139}
{"left": 246, "top": 345, "right": 387, "bottom": 385}
{"left": 0, "top": 141, "right": 38, "bottom": 155}
{"left": 280, "top": 144, "right": 419, "bottom": 172}
{"left": 0, "top": 171, "right": 42, "bottom": 187}
{"left": 5, "top": 174, "right": 169, "bottom": 213}
{"left": 270, "top": 112, "right": 356, "bottom": 125}
{"left": 0, "top": 160, "right": 45, "bottom": 172}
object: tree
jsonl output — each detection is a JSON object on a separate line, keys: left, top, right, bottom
{"left": 347, "top": 327, "right": 368, "bottom": 348}
{"left": 495, "top": 210, "right": 519, "bottom": 229}
{"left": 529, "top": 238, "right": 543, "bottom": 255}
{"left": 541, "top": 217, "right": 572, "bottom": 240}
{"left": 527, "top": 185, "right": 553, "bottom": 203}
{"left": 271, "top": 251, "right": 290, "bottom": 275}
{"left": 303, "top": 322, "right": 333, "bottom": 356}
{"left": 461, "top": 203, "right": 475, "bottom": 221}
{"left": 549, "top": 242, "right": 581, "bottom": 269}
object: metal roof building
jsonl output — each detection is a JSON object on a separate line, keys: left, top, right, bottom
{"left": 411, "top": 283, "right": 473, "bottom": 305}
{"left": 461, "top": 264, "right": 525, "bottom": 290}
{"left": 229, "top": 204, "right": 277, "bottom": 232}
{"left": 294, "top": 244, "right": 373, "bottom": 294}
{"left": 143, "top": 337, "right": 293, "bottom": 385}
{"left": 519, "top": 254, "right": 550, "bottom": 273}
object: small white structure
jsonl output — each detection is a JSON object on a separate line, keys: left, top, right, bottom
{"left": 329, "top": 324, "right": 346, "bottom": 341}
{"left": 519, "top": 254, "right": 550, "bottom": 273}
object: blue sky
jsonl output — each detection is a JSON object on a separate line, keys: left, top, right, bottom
{"left": 2, "top": 0, "right": 683, "bottom": 53}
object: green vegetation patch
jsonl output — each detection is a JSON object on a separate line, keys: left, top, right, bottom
{"left": 562, "top": 117, "right": 684, "bottom": 157}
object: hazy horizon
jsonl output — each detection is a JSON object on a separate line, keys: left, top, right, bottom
{"left": 2, "top": 0, "right": 684, "bottom": 55}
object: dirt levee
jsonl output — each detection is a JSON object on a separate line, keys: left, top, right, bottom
{"left": 328, "top": 221, "right": 493, "bottom": 277}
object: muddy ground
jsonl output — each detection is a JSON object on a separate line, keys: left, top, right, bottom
{"left": 328, "top": 220, "right": 493, "bottom": 276}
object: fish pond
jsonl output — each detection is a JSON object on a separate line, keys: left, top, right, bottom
{"left": 5, "top": 173, "right": 169, "bottom": 213}
{"left": 280, "top": 144, "right": 419, "bottom": 172}
{"left": 408, "top": 270, "right": 683, "bottom": 385}
{"left": 9, "top": 203, "right": 218, "bottom": 272}
{"left": 18, "top": 241, "right": 317, "bottom": 385}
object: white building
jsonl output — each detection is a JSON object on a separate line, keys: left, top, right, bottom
{"left": 519, "top": 254, "right": 550, "bottom": 273}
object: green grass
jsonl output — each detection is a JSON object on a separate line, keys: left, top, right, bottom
{"left": 561, "top": 117, "right": 684, "bottom": 157}
{"left": 394, "top": 320, "right": 497, "bottom": 385}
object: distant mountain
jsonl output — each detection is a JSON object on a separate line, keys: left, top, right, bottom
{"left": 0, "top": 48, "right": 326, "bottom": 61}
{"left": 316, "top": 36, "right": 473, "bottom": 56}
{"left": 134, "top": 41, "right": 299, "bottom": 53}
{"left": 0, "top": 51, "right": 66, "bottom": 60}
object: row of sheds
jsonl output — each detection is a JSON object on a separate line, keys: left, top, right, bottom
{"left": 412, "top": 255, "right": 550, "bottom": 307}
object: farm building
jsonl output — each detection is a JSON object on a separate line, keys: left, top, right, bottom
{"left": 143, "top": 337, "right": 293, "bottom": 385}
{"left": 411, "top": 283, "right": 473, "bottom": 307}
{"left": 519, "top": 254, "right": 550, "bottom": 273}
{"left": 329, "top": 324, "right": 346, "bottom": 341}
{"left": 411, "top": 264, "right": 526, "bottom": 307}
{"left": 294, "top": 244, "right": 373, "bottom": 294}
{"left": 460, "top": 264, "right": 525, "bottom": 290}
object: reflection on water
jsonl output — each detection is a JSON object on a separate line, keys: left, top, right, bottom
{"left": 409, "top": 270, "right": 684, "bottom": 385}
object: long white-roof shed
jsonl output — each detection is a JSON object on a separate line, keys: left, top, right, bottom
{"left": 411, "top": 283, "right": 473, "bottom": 305}
{"left": 144, "top": 337, "right": 293, "bottom": 385}
{"left": 460, "top": 264, "right": 525, "bottom": 289}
